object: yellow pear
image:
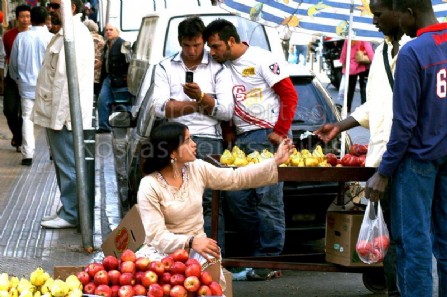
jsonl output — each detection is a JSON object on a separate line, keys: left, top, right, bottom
{"left": 220, "top": 149, "right": 234, "bottom": 165}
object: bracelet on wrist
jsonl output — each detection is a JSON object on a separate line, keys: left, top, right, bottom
{"left": 188, "top": 236, "right": 195, "bottom": 250}
{"left": 197, "top": 92, "right": 205, "bottom": 104}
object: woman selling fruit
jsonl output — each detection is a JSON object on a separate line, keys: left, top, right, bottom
{"left": 135, "top": 122, "right": 294, "bottom": 262}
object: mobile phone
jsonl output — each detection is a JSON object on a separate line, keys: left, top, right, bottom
{"left": 185, "top": 71, "right": 194, "bottom": 83}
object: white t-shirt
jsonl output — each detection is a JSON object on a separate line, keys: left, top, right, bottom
{"left": 226, "top": 46, "right": 289, "bottom": 134}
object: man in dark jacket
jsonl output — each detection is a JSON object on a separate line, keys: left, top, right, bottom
{"left": 97, "top": 23, "right": 130, "bottom": 133}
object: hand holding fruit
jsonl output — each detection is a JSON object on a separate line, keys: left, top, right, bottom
{"left": 274, "top": 138, "right": 295, "bottom": 165}
{"left": 191, "top": 237, "right": 220, "bottom": 263}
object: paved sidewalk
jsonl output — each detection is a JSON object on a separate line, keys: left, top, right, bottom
{"left": 0, "top": 99, "right": 120, "bottom": 276}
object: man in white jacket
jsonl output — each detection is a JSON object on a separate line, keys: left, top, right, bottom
{"left": 10, "top": 6, "right": 53, "bottom": 166}
{"left": 32, "top": 0, "right": 94, "bottom": 228}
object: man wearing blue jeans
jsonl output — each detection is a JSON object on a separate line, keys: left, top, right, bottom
{"left": 204, "top": 19, "right": 298, "bottom": 280}
{"left": 366, "top": 0, "right": 447, "bottom": 295}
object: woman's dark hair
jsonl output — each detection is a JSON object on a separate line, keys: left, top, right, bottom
{"left": 178, "top": 16, "right": 205, "bottom": 44}
{"left": 142, "top": 122, "right": 188, "bottom": 174}
{"left": 203, "top": 18, "right": 241, "bottom": 43}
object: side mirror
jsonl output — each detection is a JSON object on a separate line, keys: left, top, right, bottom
{"left": 109, "top": 111, "right": 132, "bottom": 128}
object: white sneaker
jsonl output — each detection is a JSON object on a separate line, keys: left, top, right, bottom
{"left": 41, "top": 216, "right": 77, "bottom": 229}
{"left": 41, "top": 214, "right": 58, "bottom": 221}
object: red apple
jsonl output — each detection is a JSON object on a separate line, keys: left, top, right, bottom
{"left": 170, "top": 262, "right": 186, "bottom": 275}
{"left": 184, "top": 259, "right": 200, "bottom": 267}
{"left": 183, "top": 276, "right": 200, "bottom": 292}
{"left": 162, "top": 284, "right": 171, "bottom": 297}
{"left": 148, "top": 283, "right": 164, "bottom": 297}
{"left": 133, "top": 284, "right": 147, "bottom": 296}
{"left": 184, "top": 263, "right": 201, "bottom": 278}
{"left": 161, "top": 257, "right": 174, "bottom": 272}
{"left": 141, "top": 270, "right": 158, "bottom": 287}
{"left": 121, "top": 261, "right": 137, "bottom": 275}
{"left": 120, "top": 249, "right": 137, "bottom": 262}
{"left": 325, "top": 153, "right": 338, "bottom": 167}
{"left": 135, "top": 257, "right": 151, "bottom": 272}
{"left": 103, "top": 255, "right": 120, "bottom": 271}
{"left": 169, "top": 285, "right": 187, "bottom": 297}
{"left": 76, "top": 271, "right": 91, "bottom": 286}
{"left": 170, "top": 249, "right": 189, "bottom": 263}
{"left": 95, "top": 284, "right": 112, "bottom": 297}
{"left": 199, "top": 271, "right": 212, "bottom": 286}
{"left": 169, "top": 274, "right": 185, "bottom": 286}
{"left": 209, "top": 281, "right": 222, "bottom": 296}
{"left": 160, "top": 272, "right": 172, "bottom": 284}
{"left": 149, "top": 261, "right": 165, "bottom": 275}
{"left": 111, "top": 285, "right": 120, "bottom": 297}
{"left": 134, "top": 271, "right": 145, "bottom": 284}
{"left": 108, "top": 270, "right": 121, "bottom": 286}
{"left": 94, "top": 270, "right": 110, "bottom": 286}
{"left": 83, "top": 282, "right": 97, "bottom": 294}
{"left": 118, "top": 285, "right": 135, "bottom": 297}
{"left": 119, "top": 272, "right": 135, "bottom": 286}
{"left": 86, "top": 262, "right": 105, "bottom": 278}
{"left": 196, "top": 285, "right": 212, "bottom": 296}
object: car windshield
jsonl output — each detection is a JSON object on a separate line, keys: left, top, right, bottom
{"left": 292, "top": 76, "right": 337, "bottom": 126}
{"left": 164, "top": 14, "right": 270, "bottom": 57}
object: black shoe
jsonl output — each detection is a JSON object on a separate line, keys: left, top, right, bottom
{"left": 21, "top": 158, "right": 33, "bottom": 166}
{"left": 246, "top": 268, "right": 282, "bottom": 281}
{"left": 96, "top": 128, "right": 111, "bottom": 134}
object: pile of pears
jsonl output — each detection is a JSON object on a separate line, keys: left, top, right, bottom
{"left": 0, "top": 268, "right": 82, "bottom": 297}
{"left": 220, "top": 145, "right": 331, "bottom": 167}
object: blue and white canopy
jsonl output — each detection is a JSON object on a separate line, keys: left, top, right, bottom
{"left": 218, "top": 0, "right": 447, "bottom": 42}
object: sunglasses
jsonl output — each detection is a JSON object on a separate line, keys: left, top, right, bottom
{"left": 47, "top": 3, "right": 61, "bottom": 9}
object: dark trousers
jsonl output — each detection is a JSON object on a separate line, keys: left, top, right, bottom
{"left": 3, "top": 73, "right": 22, "bottom": 145}
{"left": 347, "top": 70, "right": 368, "bottom": 112}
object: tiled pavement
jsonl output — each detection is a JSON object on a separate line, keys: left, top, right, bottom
{"left": 0, "top": 99, "right": 121, "bottom": 276}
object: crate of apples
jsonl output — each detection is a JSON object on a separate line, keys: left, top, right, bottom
{"left": 77, "top": 248, "right": 223, "bottom": 297}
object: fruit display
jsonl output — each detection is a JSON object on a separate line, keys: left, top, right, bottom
{"left": 0, "top": 267, "right": 82, "bottom": 297}
{"left": 220, "top": 145, "right": 331, "bottom": 167}
{"left": 78, "top": 249, "right": 223, "bottom": 297}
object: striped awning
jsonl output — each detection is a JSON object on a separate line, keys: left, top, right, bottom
{"left": 218, "top": 0, "right": 447, "bottom": 42}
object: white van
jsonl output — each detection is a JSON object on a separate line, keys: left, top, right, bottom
{"left": 96, "top": 0, "right": 213, "bottom": 43}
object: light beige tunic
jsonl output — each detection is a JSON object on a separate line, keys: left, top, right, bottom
{"left": 137, "top": 158, "right": 278, "bottom": 256}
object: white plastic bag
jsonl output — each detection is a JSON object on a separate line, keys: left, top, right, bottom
{"left": 356, "top": 200, "right": 390, "bottom": 264}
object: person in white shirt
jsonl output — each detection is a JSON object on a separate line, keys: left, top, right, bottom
{"left": 9, "top": 6, "right": 53, "bottom": 166}
{"left": 33, "top": 0, "right": 94, "bottom": 229}
{"left": 315, "top": 0, "right": 410, "bottom": 295}
{"left": 152, "top": 16, "right": 234, "bottom": 252}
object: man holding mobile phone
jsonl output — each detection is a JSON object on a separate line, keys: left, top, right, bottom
{"left": 151, "top": 16, "right": 234, "bottom": 253}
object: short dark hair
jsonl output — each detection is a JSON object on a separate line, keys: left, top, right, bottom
{"left": 142, "top": 122, "right": 188, "bottom": 174}
{"left": 15, "top": 5, "right": 31, "bottom": 19}
{"left": 31, "top": 6, "right": 49, "bottom": 25}
{"left": 379, "top": 0, "right": 393, "bottom": 10}
{"left": 178, "top": 16, "right": 205, "bottom": 43}
{"left": 203, "top": 18, "right": 241, "bottom": 43}
{"left": 393, "top": 0, "right": 433, "bottom": 13}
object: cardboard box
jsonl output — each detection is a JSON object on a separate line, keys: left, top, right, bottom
{"left": 325, "top": 211, "right": 382, "bottom": 267}
{"left": 101, "top": 205, "right": 146, "bottom": 257}
{"left": 223, "top": 267, "right": 233, "bottom": 297}
{"left": 53, "top": 266, "right": 84, "bottom": 279}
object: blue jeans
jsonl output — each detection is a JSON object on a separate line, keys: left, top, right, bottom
{"left": 390, "top": 155, "right": 447, "bottom": 297}
{"left": 191, "top": 136, "right": 226, "bottom": 254}
{"left": 46, "top": 127, "right": 78, "bottom": 225}
{"left": 295, "top": 44, "right": 308, "bottom": 66}
{"left": 224, "top": 129, "right": 285, "bottom": 256}
{"left": 97, "top": 76, "right": 131, "bottom": 131}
